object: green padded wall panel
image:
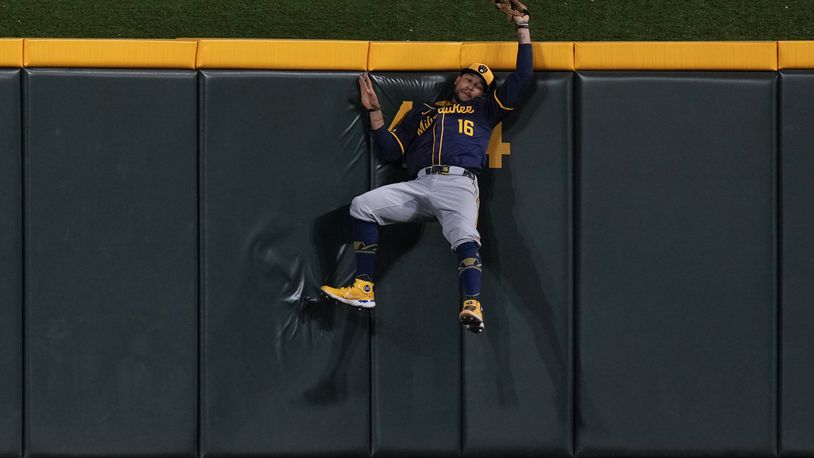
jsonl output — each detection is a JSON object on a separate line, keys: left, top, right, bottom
{"left": 576, "top": 72, "right": 776, "bottom": 456}
{"left": 0, "top": 70, "right": 21, "bottom": 458}
{"left": 24, "top": 69, "right": 197, "bottom": 457}
{"left": 200, "top": 71, "right": 370, "bottom": 457}
{"left": 779, "top": 71, "right": 814, "bottom": 457}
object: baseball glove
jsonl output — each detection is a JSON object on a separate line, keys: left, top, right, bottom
{"left": 494, "top": 0, "right": 530, "bottom": 20}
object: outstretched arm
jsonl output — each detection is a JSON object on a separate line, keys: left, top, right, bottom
{"left": 510, "top": 13, "right": 533, "bottom": 84}
{"left": 490, "top": 14, "right": 533, "bottom": 116}
{"left": 359, "top": 72, "right": 410, "bottom": 161}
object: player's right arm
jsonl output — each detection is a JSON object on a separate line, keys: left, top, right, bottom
{"left": 359, "top": 72, "right": 417, "bottom": 162}
{"left": 488, "top": 15, "right": 533, "bottom": 120}
{"left": 371, "top": 117, "right": 415, "bottom": 162}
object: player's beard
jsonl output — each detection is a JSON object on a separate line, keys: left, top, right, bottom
{"left": 455, "top": 88, "right": 477, "bottom": 104}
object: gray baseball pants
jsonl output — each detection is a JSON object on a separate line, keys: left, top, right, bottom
{"left": 349, "top": 166, "right": 481, "bottom": 250}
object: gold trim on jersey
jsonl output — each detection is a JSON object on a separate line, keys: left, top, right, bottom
{"left": 438, "top": 113, "right": 446, "bottom": 164}
{"left": 432, "top": 116, "right": 438, "bottom": 165}
{"left": 388, "top": 101, "right": 414, "bottom": 130}
{"left": 389, "top": 130, "right": 406, "bottom": 155}
{"left": 493, "top": 91, "right": 514, "bottom": 111}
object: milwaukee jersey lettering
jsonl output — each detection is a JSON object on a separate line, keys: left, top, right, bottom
{"left": 392, "top": 91, "right": 515, "bottom": 176}
{"left": 371, "top": 43, "right": 533, "bottom": 177}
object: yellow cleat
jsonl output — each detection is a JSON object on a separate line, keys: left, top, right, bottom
{"left": 460, "top": 299, "right": 484, "bottom": 333}
{"left": 320, "top": 278, "right": 376, "bottom": 308}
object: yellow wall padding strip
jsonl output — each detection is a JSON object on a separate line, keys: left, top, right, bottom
{"left": 779, "top": 41, "right": 814, "bottom": 69}
{"left": 0, "top": 39, "right": 23, "bottom": 67}
{"left": 368, "top": 42, "right": 462, "bottom": 71}
{"left": 196, "top": 39, "right": 369, "bottom": 70}
{"left": 10, "top": 39, "right": 813, "bottom": 70}
{"left": 460, "top": 42, "right": 574, "bottom": 71}
{"left": 24, "top": 39, "right": 197, "bottom": 69}
{"left": 575, "top": 41, "right": 778, "bottom": 71}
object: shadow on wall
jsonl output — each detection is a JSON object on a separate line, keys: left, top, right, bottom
{"left": 299, "top": 205, "right": 369, "bottom": 405}
{"left": 479, "top": 163, "right": 568, "bottom": 421}
{"left": 477, "top": 76, "right": 570, "bottom": 424}
{"left": 301, "top": 203, "right": 426, "bottom": 404}
{"left": 209, "top": 207, "right": 368, "bottom": 418}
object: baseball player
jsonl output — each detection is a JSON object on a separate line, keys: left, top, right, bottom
{"left": 322, "top": 3, "right": 533, "bottom": 333}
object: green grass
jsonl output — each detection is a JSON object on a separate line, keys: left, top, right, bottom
{"left": 1, "top": 0, "right": 812, "bottom": 41}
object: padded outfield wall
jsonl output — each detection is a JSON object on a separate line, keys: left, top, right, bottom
{"left": 0, "top": 38, "right": 813, "bottom": 457}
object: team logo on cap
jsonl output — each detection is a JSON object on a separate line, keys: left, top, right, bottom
{"left": 478, "top": 65, "right": 488, "bottom": 73}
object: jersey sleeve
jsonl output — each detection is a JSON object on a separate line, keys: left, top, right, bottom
{"left": 371, "top": 106, "right": 421, "bottom": 162}
{"left": 487, "top": 43, "right": 533, "bottom": 123}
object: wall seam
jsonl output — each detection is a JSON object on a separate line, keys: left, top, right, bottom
{"left": 571, "top": 70, "right": 580, "bottom": 458}
{"left": 19, "top": 67, "right": 27, "bottom": 458}
{"left": 197, "top": 70, "right": 205, "bottom": 458}
{"left": 193, "top": 40, "right": 200, "bottom": 70}
{"left": 775, "top": 41, "right": 780, "bottom": 72}
{"left": 367, "top": 310, "right": 376, "bottom": 457}
{"left": 572, "top": 42, "right": 577, "bottom": 71}
{"left": 775, "top": 70, "right": 783, "bottom": 458}
{"left": 368, "top": 84, "right": 375, "bottom": 458}
{"left": 365, "top": 41, "right": 371, "bottom": 72}
{"left": 459, "top": 318, "right": 464, "bottom": 458}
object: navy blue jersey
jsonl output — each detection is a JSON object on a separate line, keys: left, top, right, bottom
{"left": 372, "top": 43, "right": 533, "bottom": 176}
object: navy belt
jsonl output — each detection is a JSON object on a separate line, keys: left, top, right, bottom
{"left": 420, "top": 165, "right": 477, "bottom": 179}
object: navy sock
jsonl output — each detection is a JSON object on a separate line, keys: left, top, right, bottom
{"left": 352, "top": 218, "right": 378, "bottom": 282}
{"left": 455, "top": 242, "right": 482, "bottom": 301}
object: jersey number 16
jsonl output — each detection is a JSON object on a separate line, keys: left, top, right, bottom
{"left": 458, "top": 119, "right": 474, "bottom": 137}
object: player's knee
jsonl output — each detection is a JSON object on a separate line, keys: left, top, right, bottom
{"left": 349, "top": 196, "right": 375, "bottom": 222}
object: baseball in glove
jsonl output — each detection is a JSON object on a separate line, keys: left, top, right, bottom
{"left": 494, "top": 0, "right": 530, "bottom": 20}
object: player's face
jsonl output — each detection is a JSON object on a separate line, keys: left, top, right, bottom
{"left": 455, "top": 73, "right": 485, "bottom": 102}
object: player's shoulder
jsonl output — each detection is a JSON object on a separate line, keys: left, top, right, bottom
{"left": 475, "top": 94, "right": 492, "bottom": 106}
{"left": 468, "top": 94, "right": 493, "bottom": 113}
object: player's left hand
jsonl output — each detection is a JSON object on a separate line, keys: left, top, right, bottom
{"left": 358, "top": 72, "right": 381, "bottom": 111}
